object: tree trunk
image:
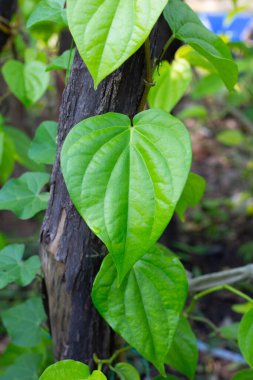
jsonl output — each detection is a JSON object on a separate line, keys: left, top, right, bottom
{"left": 40, "top": 19, "right": 172, "bottom": 367}
{"left": 0, "top": 0, "right": 17, "bottom": 51}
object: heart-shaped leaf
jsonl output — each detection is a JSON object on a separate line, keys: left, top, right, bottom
{"left": 61, "top": 109, "right": 191, "bottom": 280}
{"left": 67, "top": 0, "right": 167, "bottom": 87}
{"left": 148, "top": 59, "right": 192, "bottom": 113}
{"left": 92, "top": 245, "right": 188, "bottom": 374}
{"left": 39, "top": 360, "right": 90, "bottom": 380}
{"left": 163, "top": 0, "right": 238, "bottom": 90}
{"left": 238, "top": 308, "right": 253, "bottom": 367}
{"left": 2, "top": 60, "right": 49, "bottom": 107}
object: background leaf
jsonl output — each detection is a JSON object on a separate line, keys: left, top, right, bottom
{"left": 0, "top": 130, "right": 15, "bottom": 184}
{"left": 0, "top": 172, "right": 50, "bottom": 219}
{"left": 238, "top": 308, "right": 253, "bottom": 367}
{"left": 67, "top": 0, "right": 167, "bottom": 87}
{"left": 92, "top": 245, "right": 188, "bottom": 374}
{"left": 61, "top": 110, "right": 191, "bottom": 281}
{"left": 29, "top": 121, "right": 57, "bottom": 165}
{"left": 46, "top": 49, "right": 75, "bottom": 72}
{"left": 39, "top": 360, "right": 90, "bottom": 380}
{"left": 0, "top": 353, "right": 41, "bottom": 380}
{"left": 217, "top": 130, "right": 245, "bottom": 147}
{"left": 113, "top": 363, "right": 140, "bottom": 380}
{"left": 27, "top": 0, "right": 67, "bottom": 28}
{"left": 231, "top": 369, "right": 253, "bottom": 380}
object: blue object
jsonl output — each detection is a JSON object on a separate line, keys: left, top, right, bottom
{"left": 199, "top": 12, "right": 253, "bottom": 42}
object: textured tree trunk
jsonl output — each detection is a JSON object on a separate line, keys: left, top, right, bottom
{"left": 40, "top": 17, "right": 175, "bottom": 367}
{"left": 0, "top": 0, "right": 17, "bottom": 51}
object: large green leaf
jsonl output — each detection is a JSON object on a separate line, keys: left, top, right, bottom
{"left": 166, "top": 316, "right": 198, "bottom": 380}
{"left": 0, "top": 353, "right": 41, "bottom": 380}
{"left": 0, "top": 130, "right": 15, "bottom": 184}
{"left": 67, "top": 0, "right": 167, "bottom": 87}
{"left": 39, "top": 360, "right": 90, "bottom": 380}
{"left": 176, "top": 172, "right": 206, "bottom": 221}
{"left": 163, "top": 0, "right": 238, "bottom": 90}
{"left": 148, "top": 59, "right": 192, "bottom": 113}
{"left": 92, "top": 245, "right": 188, "bottom": 375}
{"left": 29, "top": 121, "right": 57, "bottom": 165}
{"left": 4, "top": 127, "right": 44, "bottom": 171}
{"left": 238, "top": 308, "right": 253, "bottom": 367}
{"left": 2, "top": 60, "right": 49, "bottom": 107}
{"left": 27, "top": 0, "right": 67, "bottom": 28}
{"left": 61, "top": 109, "right": 191, "bottom": 280}
{"left": 0, "top": 172, "right": 50, "bottom": 219}
{"left": 1, "top": 298, "right": 46, "bottom": 348}
{"left": 0, "top": 244, "right": 40, "bottom": 289}
{"left": 113, "top": 363, "right": 140, "bottom": 380}
{"left": 232, "top": 369, "right": 253, "bottom": 380}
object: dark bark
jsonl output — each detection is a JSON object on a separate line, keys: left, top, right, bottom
{"left": 40, "top": 18, "right": 173, "bottom": 367}
{"left": 0, "top": 0, "right": 17, "bottom": 51}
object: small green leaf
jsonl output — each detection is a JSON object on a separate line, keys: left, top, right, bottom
{"left": 92, "top": 245, "right": 188, "bottom": 375}
{"left": 238, "top": 308, "right": 253, "bottom": 367}
{"left": 217, "top": 130, "right": 245, "bottom": 147}
{"left": 46, "top": 49, "right": 75, "bottom": 72}
{"left": 2, "top": 60, "right": 49, "bottom": 107}
{"left": 231, "top": 369, "right": 253, "bottom": 380}
{"left": 177, "top": 105, "right": 207, "bottom": 121}
{"left": 4, "top": 127, "right": 44, "bottom": 171}
{"left": 29, "top": 121, "right": 57, "bottom": 165}
{"left": 176, "top": 172, "right": 206, "bottom": 221}
{"left": 163, "top": 0, "right": 238, "bottom": 90}
{"left": 39, "top": 360, "right": 90, "bottom": 380}
{"left": 0, "top": 172, "right": 50, "bottom": 219}
{"left": 148, "top": 59, "right": 192, "bottom": 112}
{"left": 0, "top": 244, "right": 40, "bottom": 288}
{"left": 0, "top": 131, "right": 15, "bottom": 184}
{"left": 113, "top": 363, "right": 140, "bottom": 380}
{"left": 220, "top": 323, "right": 240, "bottom": 341}
{"left": 191, "top": 74, "right": 224, "bottom": 99}
{"left": 61, "top": 109, "right": 191, "bottom": 281}
{"left": 27, "top": 0, "right": 67, "bottom": 28}
{"left": 166, "top": 316, "right": 198, "bottom": 380}
{"left": 0, "top": 353, "right": 41, "bottom": 380}
{"left": 232, "top": 302, "right": 253, "bottom": 314}
{"left": 67, "top": 0, "right": 167, "bottom": 87}
{"left": 88, "top": 370, "right": 107, "bottom": 380}
{"left": 1, "top": 298, "right": 46, "bottom": 348}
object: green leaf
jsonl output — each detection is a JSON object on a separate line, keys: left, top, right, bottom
{"left": 166, "top": 316, "right": 198, "bottom": 380}
{"left": 88, "top": 370, "right": 107, "bottom": 380}
{"left": 1, "top": 298, "right": 46, "bottom": 348}
{"left": 4, "top": 127, "right": 44, "bottom": 171}
{"left": 0, "top": 353, "right": 41, "bottom": 380}
{"left": 67, "top": 0, "right": 167, "bottom": 87}
{"left": 238, "top": 308, "right": 253, "bottom": 367}
{"left": 46, "top": 49, "right": 75, "bottom": 72}
{"left": 220, "top": 323, "right": 240, "bottom": 341}
{"left": 0, "top": 172, "right": 50, "bottom": 219}
{"left": 92, "top": 245, "right": 188, "bottom": 375}
{"left": 0, "top": 131, "right": 15, "bottom": 184}
{"left": 176, "top": 172, "right": 206, "bottom": 221}
{"left": 175, "top": 45, "right": 216, "bottom": 73}
{"left": 148, "top": 59, "right": 192, "bottom": 113}
{"left": 163, "top": 0, "right": 238, "bottom": 90}
{"left": 155, "top": 376, "right": 179, "bottom": 380}
{"left": 232, "top": 369, "right": 253, "bottom": 380}
{"left": 61, "top": 109, "right": 191, "bottom": 280}
{"left": 191, "top": 74, "right": 224, "bottom": 99}
{"left": 27, "top": 0, "right": 67, "bottom": 28}
{"left": 29, "top": 121, "right": 57, "bottom": 165}
{"left": 39, "top": 360, "right": 90, "bottom": 380}
{"left": 217, "top": 130, "right": 245, "bottom": 147}
{"left": 2, "top": 60, "right": 49, "bottom": 107}
{"left": 113, "top": 363, "right": 140, "bottom": 380}
{"left": 0, "top": 244, "right": 40, "bottom": 288}
{"left": 177, "top": 105, "right": 207, "bottom": 121}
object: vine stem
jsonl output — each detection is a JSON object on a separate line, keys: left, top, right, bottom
{"left": 138, "top": 38, "right": 154, "bottom": 112}
{"left": 158, "top": 34, "right": 175, "bottom": 63}
{"left": 186, "top": 284, "right": 253, "bottom": 315}
{"left": 93, "top": 345, "right": 131, "bottom": 371}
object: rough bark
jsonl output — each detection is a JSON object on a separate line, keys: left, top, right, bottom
{"left": 40, "top": 18, "right": 174, "bottom": 367}
{"left": 0, "top": 0, "right": 17, "bottom": 51}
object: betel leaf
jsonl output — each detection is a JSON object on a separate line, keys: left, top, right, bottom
{"left": 0, "top": 130, "right": 15, "bottom": 184}
{"left": 1, "top": 297, "right": 46, "bottom": 348}
{"left": 175, "top": 45, "right": 216, "bottom": 73}
{"left": 163, "top": 0, "right": 238, "bottom": 90}
{"left": 27, "top": 0, "right": 67, "bottom": 29}
{"left": 238, "top": 308, "right": 253, "bottom": 367}
{"left": 0, "top": 353, "right": 41, "bottom": 380}
{"left": 166, "top": 316, "right": 198, "bottom": 380}
{"left": 176, "top": 172, "right": 206, "bottom": 221}
{"left": 46, "top": 49, "right": 75, "bottom": 72}
{"left": 29, "top": 121, "right": 57, "bottom": 165}
{"left": 92, "top": 245, "right": 188, "bottom": 374}
{"left": 4, "top": 127, "right": 44, "bottom": 171}
{"left": 148, "top": 59, "right": 192, "bottom": 113}
{"left": 39, "top": 360, "right": 90, "bottom": 380}
{"left": 67, "top": 0, "right": 167, "bottom": 87}
{"left": 0, "top": 244, "right": 40, "bottom": 289}
{"left": 61, "top": 109, "right": 191, "bottom": 281}
{"left": 2, "top": 60, "right": 49, "bottom": 108}
{"left": 88, "top": 370, "right": 107, "bottom": 380}
{"left": 113, "top": 363, "right": 140, "bottom": 380}
{"left": 232, "top": 369, "right": 253, "bottom": 380}
{"left": 0, "top": 172, "right": 50, "bottom": 219}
